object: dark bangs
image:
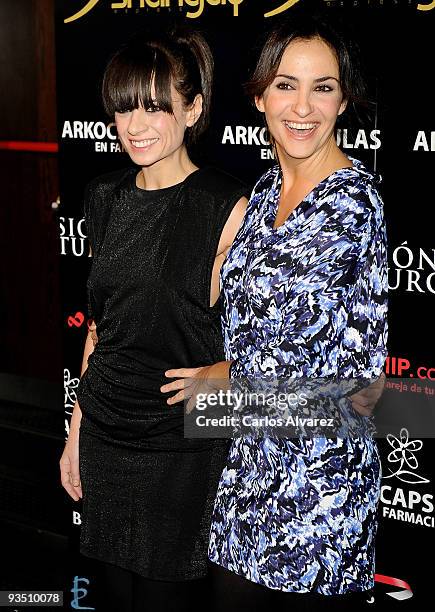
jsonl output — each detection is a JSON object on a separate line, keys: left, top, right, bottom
{"left": 102, "top": 42, "right": 174, "bottom": 117}
{"left": 245, "top": 11, "right": 369, "bottom": 118}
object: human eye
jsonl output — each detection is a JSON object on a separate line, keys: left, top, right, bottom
{"left": 146, "top": 101, "right": 161, "bottom": 112}
{"left": 314, "top": 84, "right": 334, "bottom": 92}
{"left": 276, "top": 81, "right": 295, "bottom": 91}
{"left": 115, "top": 108, "right": 133, "bottom": 115}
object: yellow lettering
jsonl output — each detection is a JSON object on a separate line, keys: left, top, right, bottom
{"left": 181, "top": 0, "right": 205, "bottom": 19}
{"left": 228, "top": 0, "right": 243, "bottom": 16}
{"left": 417, "top": 0, "right": 435, "bottom": 10}
{"left": 264, "top": 0, "right": 301, "bottom": 18}
{"left": 64, "top": 0, "right": 101, "bottom": 23}
{"left": 65, "top": 0, "right": 243, "bottom": 22}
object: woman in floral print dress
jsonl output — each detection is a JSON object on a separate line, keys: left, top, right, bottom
{"left": 163, "top": 12, "right": 387, "bottom": 611}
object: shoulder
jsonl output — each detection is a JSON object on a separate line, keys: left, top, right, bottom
{"left": 252, "top": 164, "right": 279, "bottom": 196}
{"left": 248, "top": 164, "right": 279, "bottom": 208}
{"left": 189, "top": 166, "right": 249, "bottom": 201}
{"left": 321, "top": 158, "right": 384, "bottom": 225}
{"left": 85, "top": 166, "right": 135, "bottom": 199}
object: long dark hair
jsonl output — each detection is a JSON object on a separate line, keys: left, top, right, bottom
{"left": 245, "top": 11, "right": 371, "bottom": 124}
{"left": 101, "top": 24, "right": 214, "bottom": 144}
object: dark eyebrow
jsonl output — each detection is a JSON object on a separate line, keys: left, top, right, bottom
{"left": 275, "top": 74, "right": 340, "bottom": 84}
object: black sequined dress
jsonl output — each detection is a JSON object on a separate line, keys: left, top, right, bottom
{"left": 76, "top": 165, "right": 248, "bottom": 580}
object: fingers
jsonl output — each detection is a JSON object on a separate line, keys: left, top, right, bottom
{"left": 352, "top": 402, "right": 373, "bottom": 416}
{"left": 166, "top": 389, "right": 186, "bottom": 405}
{"left": 162, "top": 367, "right": 209, "bottom": 406}
{"left": 160, "top": 378, "right": 186, "bottom": 394}
{"left": 164, "top": 367, "right": 203, "bottom": 378}
{"left": 59, "top": 451, "right": 82, "bottom": 502}
{"left": 351, "top": 389, "right": 374, "bottom": 414}
{"left": 162, "top": 369, "right": 204, "bottom": 405}
{"left": 88, "top": 320, "right": 98, "bottom": 346}
{"left": 350, "top": 376, "right": 385, "bottom": 417}
{"left": 352, "top": 388, "right": 373, "bottom": 402}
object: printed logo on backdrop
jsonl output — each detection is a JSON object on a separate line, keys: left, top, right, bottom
{"left": 59, "top": 213, "right": 88, "bottom": 256}
{"left": 381, "top": 428, "right": 434, "bottom": 528}
{"left": 64, "top": 0, "right": 434, "bottom": 24}
{"left": 70, "top": 575, "right": 94, "bottom": 610}
{"left": 336, "top": 128, "right": 381, "bottom": 151}
{"left": 389, "top": 242, "right": 435, "bottom": 294}
{"left": 384, "top": 428, "right": 429, "bottom": 484}
{"left": 64, "top": 368, "right": 81, "bottom": 436}
{"left": 62, "top": 121, "right": 123, "bottom": 154}
{"left": 222, "top": 125, "right": 273, "bottom": 160}
{"left": 221, "top": 124, "right": 381, "bottom": 159}
{"left": 64, "top": 0, "right": 245, "bottom": 22}
{"left": 413, "top": 130, "right": 435, "bottom": 151}
{"left": 374, "top": 575, "right": 413, "bottom": 602}
{"left": 384, "top": 355, "right": 435, "bottom": 381}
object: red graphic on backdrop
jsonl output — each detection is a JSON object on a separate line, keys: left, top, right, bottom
{"left": 385, "top": 356, "right": 435, "bottom": 381}
{"left": 67, "top": 312, "right": 85, "bottom": 328}
{"left": 375, "top": 574, "right": 413, "bottom": 601}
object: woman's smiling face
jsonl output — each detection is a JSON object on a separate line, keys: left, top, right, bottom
{"left": 255, "top": 37, "right": 347, "bottom": 163}
{"left": 114, "top": 79, "right": 201, "bottom": 167}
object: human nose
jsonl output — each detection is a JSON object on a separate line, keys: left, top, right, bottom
{"left": 292, "top": 88, "right": 313, "bottom": 117}
{"left": 127, "top": 107, "right": 150, "bottom": 135}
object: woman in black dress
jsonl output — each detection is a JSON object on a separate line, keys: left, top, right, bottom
{"left": 59, "top": 25, "right": 248, "bottom": 612}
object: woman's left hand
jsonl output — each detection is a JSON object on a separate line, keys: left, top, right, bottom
{"left": 350, "top": 372, "right": 386, "bottom": 417}
{"left": 161, "top": 361, "right": 231, "bottom": 413}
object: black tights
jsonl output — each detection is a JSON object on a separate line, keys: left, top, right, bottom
{"left": 96, "top": 560, "right": 210, "bottom": 612}
{"left": 96, "top": 559, "right": 375, "bottom": 612}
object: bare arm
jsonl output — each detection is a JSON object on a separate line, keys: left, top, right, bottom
{"left": 70, "top": 244, "right": 95, "bottom": 428}
{"left": 60, "top": 244, "right": 97, "bottom": 501}
{"left": 210, "top": 196, "right": 248, "bottom": 306}
{"left": 69, "top": 328, "right": 95, "bottom": 430}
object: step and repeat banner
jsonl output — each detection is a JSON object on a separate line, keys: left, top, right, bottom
{"left": 56, "top": 0, "right": 434, "bottom": 608}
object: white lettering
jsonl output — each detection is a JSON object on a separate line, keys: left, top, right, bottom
{"left": 222, "top": 125, "right": 235, "bottom": 145}
{"left": 392, "top": 241, "right": 413, "bottom": 268}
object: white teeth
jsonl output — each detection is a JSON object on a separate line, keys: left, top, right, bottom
{"left": 131, "top": 138, "right": 159, "bottom": 147}
{"left": 285, "top": 122, "right": 317, "bottom": 130}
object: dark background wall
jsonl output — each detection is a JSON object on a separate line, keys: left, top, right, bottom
{"left": 0, "top": 0, "right": 61, "bottom": 382}
{"left": 0, "top": 0, "right": 67, "bottom": 599}
{"left": 55, "top": 0, "right": 435, "bottom": 609}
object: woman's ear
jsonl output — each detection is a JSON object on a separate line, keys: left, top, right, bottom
{"left": 338, "top": 97, "right": 348, "bottom": 116}
{"left": 255, "top": 94, "right": 265, "bottom": 113}
{"left": 186, "top": 94, "right": 203, "bottom": 127}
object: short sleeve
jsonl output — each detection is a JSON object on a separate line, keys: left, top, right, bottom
{"left": 229, "top": 180, "right": 388, "bottom": 383}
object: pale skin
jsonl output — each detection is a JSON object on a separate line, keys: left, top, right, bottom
{"left": 59, "top": 311, "right": 94, "bottom": 502}
{"left": 159, "top": 37, "right": 385, "bottom": 413}
{"left": 59, "top": 79, "right": 247, "bottom": 501}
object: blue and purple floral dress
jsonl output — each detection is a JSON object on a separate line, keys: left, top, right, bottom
{"left": 208, "top": 156, "right": 388, "bottom": 594}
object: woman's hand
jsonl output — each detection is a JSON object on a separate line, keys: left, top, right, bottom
{"left": 161, "top": 361, "right": 231, "bottom": 413}
{"left": 350, "top": 372, "right": 386, "bottom": 417}
{"left": 59, "top": 425, "right": 82, "bottom": 502}
{"left": 89, "top": 320, "right": 98, "bottom": 347}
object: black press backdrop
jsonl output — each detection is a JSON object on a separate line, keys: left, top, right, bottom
{"left": 55, "top": 0, "right": 434, "bottom": 608}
